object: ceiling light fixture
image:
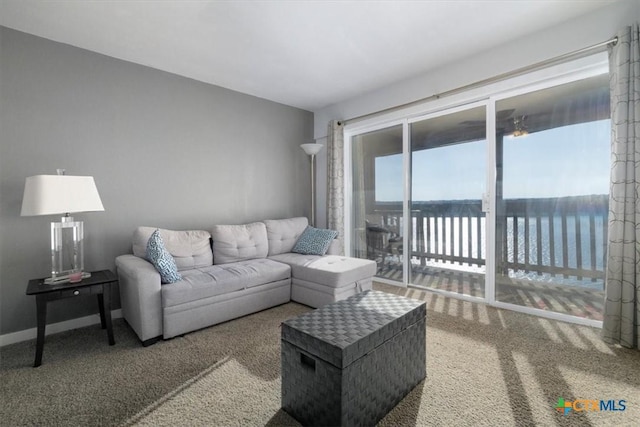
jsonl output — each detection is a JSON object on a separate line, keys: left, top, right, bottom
{"left": 512, "top": 116, "right": 529, "bottom": 138}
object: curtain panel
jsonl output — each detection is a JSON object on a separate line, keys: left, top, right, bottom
{"left": 603, "top": 23, "right": 640, "bottom": 350}
{"left": 327, "top": 120, "right": 345, "bottom": 255}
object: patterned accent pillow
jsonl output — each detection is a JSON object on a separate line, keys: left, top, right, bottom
{"left": 291, "top": 226, "right": 339, "bottom": 256}
{"left": 146, "top": 229, "right": 182, "bottom": 284}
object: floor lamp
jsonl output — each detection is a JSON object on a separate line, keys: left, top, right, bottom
{"left": 300, "top": 143, "right": 324, "bottom": 227}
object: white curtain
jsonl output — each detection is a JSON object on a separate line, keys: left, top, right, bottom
{"left": 327, "top": 120, "right": 345, "bottom": 255}
{"left": 602, "top": 23, "right": 640, "bottom": 350}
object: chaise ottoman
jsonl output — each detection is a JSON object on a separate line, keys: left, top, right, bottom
{"left": 265, "top": 217, "right": 376, "bottom": 308}
{"left": 281, "top": 290, "right": 426, "bottom": 426}
{"left": 269, "top": 254, "right": 376, "bottom": 308}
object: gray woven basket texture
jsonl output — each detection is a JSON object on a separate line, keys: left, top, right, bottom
{"left": 281, "top": 290, "right": 426, "bottom": 427}
{"left": 282, "top": 290, "right": 426, "bottom": 368}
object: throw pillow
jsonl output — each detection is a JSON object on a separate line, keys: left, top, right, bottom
{"left": 146, "top": 229, "right": 182, "bottom": 284}
{"left": 291, "top": 226, "right": 338, "bottom": 256}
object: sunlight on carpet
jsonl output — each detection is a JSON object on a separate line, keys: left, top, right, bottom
{"left": 126, "top": 357, "right": 295, "bottom": 426}
{"left": 3, "top": 284, "right": 637, "bottom": 427}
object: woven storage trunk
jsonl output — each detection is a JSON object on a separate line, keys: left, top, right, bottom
{"left": 281, "top": 290, "right": 426, "bottom": 427}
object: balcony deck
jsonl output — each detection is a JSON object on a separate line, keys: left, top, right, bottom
{"left": 365, "top": 195, "right": 607, "bottom": 322}
{"left": 376, "top": 262, "right": 604, "bottom": 321}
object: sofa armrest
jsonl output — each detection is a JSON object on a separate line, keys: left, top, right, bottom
{"left": 115, "top": 254, "right": 163, "bottom": 343}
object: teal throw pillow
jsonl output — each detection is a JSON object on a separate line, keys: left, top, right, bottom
{"left": 291, "top": 226, "right": 338, "bottom": 256}
{"left": 146, "top": 229, "right": 182, "bottom": 284}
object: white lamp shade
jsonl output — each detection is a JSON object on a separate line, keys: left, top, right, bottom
{"left": 300, "top": 143, "right": 324, "bottom": 156}
{"left": 21, "top": 175, "right": 105, "bottom": 216}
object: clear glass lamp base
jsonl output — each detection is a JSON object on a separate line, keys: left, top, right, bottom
{"left": 47, "top": 216, "right": 89, "bottom": 285}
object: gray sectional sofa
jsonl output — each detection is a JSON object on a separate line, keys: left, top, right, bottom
{"left": 115, "top": 217, "right": 376, "bottom": 346}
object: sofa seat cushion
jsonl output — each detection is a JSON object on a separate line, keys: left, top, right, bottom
{"left": 133, "top": 227, "right": 213, "bottom": 271}
{"left": 264, "top": 217, "right": 309, "bottom": 256}
{"left": 162, "top": 259, "right": 290, "bottom": 308}
{"left": 212, "top": 222, "right": 269, "bottom": 265}
{"left": 268, "top": 254, "right": 376, "bottom": 288}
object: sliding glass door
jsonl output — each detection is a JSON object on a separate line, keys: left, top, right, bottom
{"left": 494, "top": 75, "right": 610, "bottom": 320}
{"left": 346, "top": 61, "right": 609, "bottom": 323}
{"left": 409, "top": 106, "right": 486, "bottom": 298}
{"left": 351, "top": 124, "right": 405, "bottom": 283}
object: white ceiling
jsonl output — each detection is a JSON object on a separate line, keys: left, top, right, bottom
{"left": 0, "top": 0, "right": 619, "bottom": 111}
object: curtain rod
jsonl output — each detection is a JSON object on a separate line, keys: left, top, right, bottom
{"left": 341, "top": 36, "right": 618, "bottom": 126}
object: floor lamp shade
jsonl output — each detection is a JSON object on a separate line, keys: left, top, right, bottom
{"left": 21, "top": 174, "right": 105, "bottom": 284}
{"left": 300, "top": 143, "right": 324, "bottom": 156}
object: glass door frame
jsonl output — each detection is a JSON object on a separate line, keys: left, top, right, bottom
{"left": 344, "top": 118, "right": 408, "bottom": 287}
{"left": 343, "top": 53, "right": 608, "bottom": 327}
{"left": 407, "top": 100, "right": 492, "bottom": 303}
{"left": 488, "top": 66, "right": 609, "bottom": 328}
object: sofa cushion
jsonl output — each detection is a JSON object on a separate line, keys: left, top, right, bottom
{"left": 211, "top": 222, "right": 269, "bottom": 265}
{"left": 133, "top": 227, "right": 213, "bottom": 271}
{"left": 161, "top": 259, "right": 290, "bottom": 308}
{"left": 146, "top": 229, "right": 182, "bottom": 284}
{"left": 269, "top": 254, "right": 376, "bottom": 288}
{"left": 291, "top": 226, "right": 339, "bottom": 256}
{"left": 264, "top": 217, "right": 309, "bottom": 256}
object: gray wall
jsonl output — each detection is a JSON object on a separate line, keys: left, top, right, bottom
{"left": 0, "top": 27, "right": 313, "bottom": 335}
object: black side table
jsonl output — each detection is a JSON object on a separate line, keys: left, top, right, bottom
{"left": 26, "top": 269, "right": 117, "bottom": 367}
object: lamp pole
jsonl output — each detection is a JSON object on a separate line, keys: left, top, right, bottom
{"left": 309, "top": 153, "right": 316, "bottom": 226}
{"left": 300, "top": 143, "right": 324, "bottom": 227}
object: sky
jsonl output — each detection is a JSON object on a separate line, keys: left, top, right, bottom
{"left": 375, "top": 119, "right": 610, "bottom": 202}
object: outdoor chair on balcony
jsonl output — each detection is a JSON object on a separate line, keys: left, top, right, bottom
{"left": 366, "top": 221, "right": 402, "bottom": 272}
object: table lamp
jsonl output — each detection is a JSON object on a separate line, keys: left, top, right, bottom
{"left": 21, "top": 169, "right": 104, "bottom": 284}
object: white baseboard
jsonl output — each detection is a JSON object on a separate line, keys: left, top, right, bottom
{"left": 0, "top": 309, "right": 123, "bottom": 347}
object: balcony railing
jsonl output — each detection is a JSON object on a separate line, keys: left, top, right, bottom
{"left": 369, "top": 195, "right": 608, "bottom": 284}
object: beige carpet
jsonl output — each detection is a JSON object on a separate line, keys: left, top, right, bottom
{"left": 1, "top": 283, "right": 638, "bottom": 426}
